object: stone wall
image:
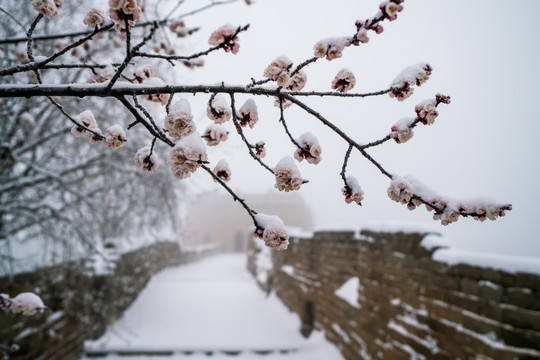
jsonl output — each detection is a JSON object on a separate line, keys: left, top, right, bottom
{"left": 0, "top": 242, "right": 214, "bottom": 360}
{"left": 250, "top": 230, "right": 540, "bottom": 360}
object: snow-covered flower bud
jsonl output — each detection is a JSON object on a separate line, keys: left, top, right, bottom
{"left": 286, "top": 70, "right": 307, "bottom": 92}
{"left": 84, "top": 8, "right": 107, "bottom": 28}
{"left": 263, "top": 55, "right": 293, "bottom": 81}
{"left": 105, "top": 124, "right": 127, "bottom": 148}
{"left": 254, "top": 213, "right": 289, "bottom": 251}
{"left": 389, "top": 63, "right": 432, "bottom": 101}
{"left": 237, "top": 99, "right": 258, "bottom": 128}
{"left": 441, "top": 207, "right": 460, "bottom": 226}
{"left": 208, "top": 24, "right": 240, "bottom": 54}
{"left": 389, "top": 117, "right": 415, "bottom": 143}
{"left": 387, "top": 176, "right": 414, "bottom": 204}
{"left": 274, "top": 156, "right": 305, "bottom": 192}
{"left": 32, "top": 0, "right": 60, "bottom": 19}
{"left": 165, "top": 99, "right": 195, "bottom": 138}
{"left": 254, "top": 141, "right": 266, "bottom": 158}
{"left": 313, "top": 37, "right": 350, "bottom": 60}
{"left": 168, "top": 132, "right": 208, "bottom": 179}
{"left": 207, "top": 94, "right": 232, "bottom": 124}
{"left": 133, "top": 64, "right": 154, "bottom": 83}
{"left": 332, "top": 68, "right": 356, "bottom": 93}
{"left": 294, "top": 132, "right": 322, "bottom": 165}
{"left": 415, "top": 100, "right": 438, "bottom": 125}
{"left": 213, "top": 159, "right": 231, "bottom": 182}
{"left": 203, "top": 124, "right": 228, "bottom": 146}
{"left": 9, "top": 292, "right": 45, "bottom": 316}
{"left": 135, "top": 146, "right": 160, "bottom": 172}
{"left": 71, "top": 110, "right": 99, "bottom": 138}
{"left": 276, "top": 72, "right": 291, "bottom": 87}
{"left": 342, "top": 176, "right": 364, "bottom": 205}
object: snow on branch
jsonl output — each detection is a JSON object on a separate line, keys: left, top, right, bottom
{"left": 0, "top": 0, "right": 512, "bottom": 255}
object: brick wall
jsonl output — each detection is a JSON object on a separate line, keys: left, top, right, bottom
{"left": 249, "top": 230, "right": 540, "bottom": 360}
{"left": 0, "top": 242, "right": 214, "bottom": 360}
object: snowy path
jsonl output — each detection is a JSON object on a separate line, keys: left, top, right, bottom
{"left": 83, "top": 254, "right": 343, "bottom": 360}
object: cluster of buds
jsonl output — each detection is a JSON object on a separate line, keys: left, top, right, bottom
{"left": 83, "top": 8, "right": 107, "bottom": 28}
{"left": 293, "top": 133, "right": 322, "bottom": 165}
{"left": 263, "top": 56, "right": 293, "bottom": 87}
{"left": 168, "top": 133, "right": 208, "bottom": 180}
{"left": 109, "top": 0, "right": 143, "bottom": 32}
{"left": 389, "top": 63, "right": 432, "bottom": 101}
{"left": 105, "top": 125, "right": 127, "bottom": 148}
{"left": 379, "top": 0, "right": 405, "bottom": 21}
{"left": 133, "top": 64, "right": 154, "bottom": 83}
{"left": 208, "top": 24, "right": 240, "bottom": 54}
{"left": 70, "top": 110, "right": 103, "bottom": 144}
{"left": 331, "top": 68, "right": 356, "bottom": 93}
{"left": 213, "top": 159, "right": 231, "bottom": 182}
{"left": 342, "top": 176, "right": 364, "bottom": 205}
{"left": 152, "top": 41, "right": 176, "bottom": 56}
{"left": 32, "top": 0, "right": 62, "bottom": 19}
{"left": 165, "top": 99, "right": 195, "bottom": 138}
{"left": 388, "top": 176, "right": 512, "bottom": 226}
{"left": 1, "top": 292, "right": 45, "bottom": 316}
{"left": 254, "top": 141, "right": 266, "bottom": 158}
{"left": 203, "top": 124, "right": 228, "bottom": 146}
{"left": 169, "top": 20, "right": 199, "bottom": 38}
{"left": 254, "top": 214, "right": 289, "bottom": 251}
{"left": 237, "top": 99, "right": 258, "bottom": 128}
{"left": 140, "top": 78, "right": 170, "bottom": 105}
{"left": 353, "top": 0, "right": 404, "bottom": 44}
{"left": 207, "top": 94, "right": 232, "bottom": 124}
{"left": 313, "top": 37, "right": 351, "bottom": 60}
{"left": 389, "top": 117, "right": 415, "bottom": 143}
{"left": 274, "top": 156, "right": 305, "bottom": 192}
{"left": 415, "top": 99, "right": 438, "bottom": 125}
{"left": 387, "top": 176, "right": 414, "bottom": 204}
{"left": 134, "top": 146, "right": 160, "bottom": 172}
{"left": 285, "top": 70, "right": 307, "bottom": 92}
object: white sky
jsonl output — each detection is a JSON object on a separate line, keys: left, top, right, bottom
{"left": 165, "top": 0, "right": 540, "bottom": 256}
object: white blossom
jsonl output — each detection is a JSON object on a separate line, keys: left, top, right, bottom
{"left": 274, "top": 156, "right": 305, "bottom": 192}
{"left": 294, "top": 132, "right": 322, "bottom": 165}
{"left": 254, "top": 213, "right": 289, "bottom": 251}
{"left": 168, "top": 132, "right": 207, "bottom": 179}
{"left": 331, "top": 68, "right": 356, "bottom": 93}
{"left": 213, "top": 159, "right": 231, "bottom": 182}
{"left": 165, "top": 99, "right": 195, "bottom": 138}
{"left": 207, "top": 94, "right": 232, "bottom": 124}
{"left": 343, "top": 176, "right": 364, "bottom": 205}
{"left": 105, "top": 124, "right": 127, "bottom": 148}
{"left": 203, "top": 124, "right": 228, "bottom": 146}
{"left": 134, "top": 146, "right": 160, "bottom": 172}
{"left": 237, "top": 99, "right": 258, "bottom": 128}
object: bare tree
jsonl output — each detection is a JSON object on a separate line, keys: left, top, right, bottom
{"left": 0, "top": 0, "right": 511, "bottom": 258}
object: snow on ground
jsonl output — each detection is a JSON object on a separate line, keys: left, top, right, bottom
{"left": 83, "top": 254, "right": 343, "bottom": 359}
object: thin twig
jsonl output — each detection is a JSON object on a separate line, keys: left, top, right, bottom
{"left": 229, "top": 93, "right": 274, "bottom": 174}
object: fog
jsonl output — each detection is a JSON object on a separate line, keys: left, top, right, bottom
{"left": 175, "top": 0, "right": 540, "bottom": 256}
